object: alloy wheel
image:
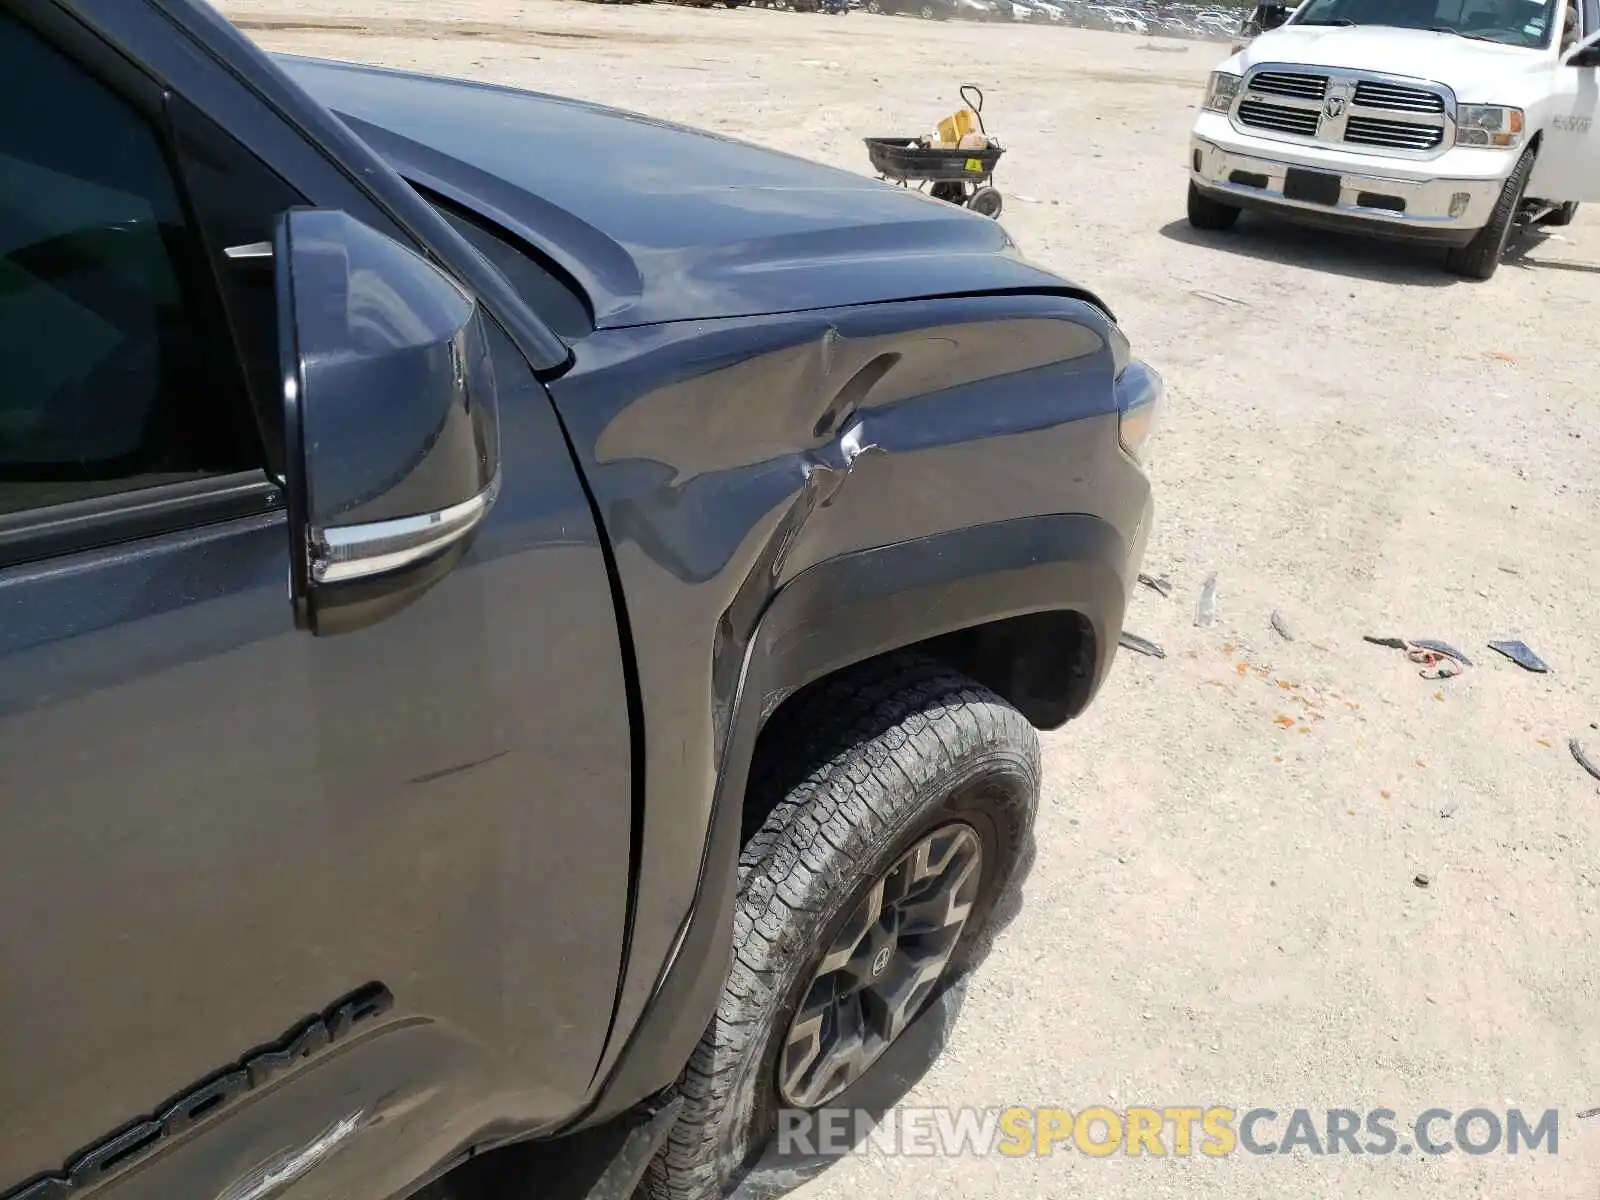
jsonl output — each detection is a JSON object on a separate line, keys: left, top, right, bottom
{"left": 776, "top": 823, "right": 982, "bottom": 1108}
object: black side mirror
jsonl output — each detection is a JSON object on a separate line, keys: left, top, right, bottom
{"left": 1258, "top": 3, "right": 1291, "bottom": 31}
{"left": 1570, "top": 31, "right": 1600, "bottom": 67}
{"left": 274, "top": 209, "right": 501, "bottom": 636}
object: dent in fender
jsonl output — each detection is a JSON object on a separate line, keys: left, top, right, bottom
{"left": 558, "top": 292, "right": 1150, "bottom": 1115}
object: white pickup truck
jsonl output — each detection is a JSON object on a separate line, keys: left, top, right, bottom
{"left": 1188, "top": 0, "right": 1600, "bottom": 279}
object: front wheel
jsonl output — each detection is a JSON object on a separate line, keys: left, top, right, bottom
{"left": 645, "top": 656, "right": 1040, "bottom": 1200}
{"left": 1186, "top": 180, "right": 1239, "bottom": 231}
{"left": 1446, "top": 148, "right": 1535, "bottom": 281}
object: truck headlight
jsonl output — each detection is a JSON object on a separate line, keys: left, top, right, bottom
{"left": 1117, "top": 362, "right": 1161, "bottom": 464}
{"left": 1456, "top": 105, "right": 1525, "bottom": 148}
{"left": 1204, "top": 72, "right": 1242, "bottom": 113}
{"left": 1109, "top": 325, "right": 1161, "bottom": 465}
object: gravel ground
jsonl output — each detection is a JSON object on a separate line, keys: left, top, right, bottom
{"left": 221, "top": 2, "right": 1600, "bottom": 1196}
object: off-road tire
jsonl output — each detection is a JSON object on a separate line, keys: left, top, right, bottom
{"left": 645, "top": 655, "right": 1041, "bottom": 1200}
{"left": 1446, "top": 148, "right": 1536, "bottom": 280}
{"left": 1187, "top": 180, "right": 1240, "bottom": 231}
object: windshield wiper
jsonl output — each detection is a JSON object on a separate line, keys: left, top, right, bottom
{"left": 1429, "top": 25, "right": 1503, "bottom": 42}
{"left": 1299, "top": 18, "right": 1357, "bottom": 26}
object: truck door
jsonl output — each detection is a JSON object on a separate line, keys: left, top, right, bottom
{"left": 0, "top": 4, "right": 631, "bottom": 1199}
{"left": 1529, "top": 24, "right": 1600, "bottom": 201}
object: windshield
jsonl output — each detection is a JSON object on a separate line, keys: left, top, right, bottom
{"left": 1291, "top": 0, "right": 1560, "bottom": 47}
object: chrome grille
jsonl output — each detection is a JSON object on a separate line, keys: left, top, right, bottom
{"left": 1352, "top": 80, "right": 1445, "bottom": 114}
{"left": 1249, "top": 70, "right": 1328, "bottom": 100}
{"left": 1237, "top": 100, "right": 1321, "bottom": 137}
{"left": 1232, "top": 64, "right": 1453, "bottom": 157}
{"left": 1344, "top": 116, "right": 1444, "bottom": 151}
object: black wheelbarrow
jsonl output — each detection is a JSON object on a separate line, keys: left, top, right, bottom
{"left": 864, "top": 85, "right": 1005, "bottom": 218}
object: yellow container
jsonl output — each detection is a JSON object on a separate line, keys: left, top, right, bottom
{"left": 935, "top": 108, "right": 979, "bottom": 147}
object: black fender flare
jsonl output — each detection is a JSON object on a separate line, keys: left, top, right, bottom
{"left": 581, "top": 512, "right": 1131, "bottom": 1120}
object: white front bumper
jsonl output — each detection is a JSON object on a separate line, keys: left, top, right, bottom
{"left": 1189, "top": 111, "right": 1511, "bottom": 235}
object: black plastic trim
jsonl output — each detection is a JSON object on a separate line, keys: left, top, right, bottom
{"left": 1194, "top": 181, "right": 1480, "bottom": 247}
{"left": 414, "top": 1093, "right": 682, "bottom": 1200}
{"left": 0, "top": 472, "right": 284, "bottom": 571}
{"left": 578, "top": 512, "right": 1131, "bottom": 1124}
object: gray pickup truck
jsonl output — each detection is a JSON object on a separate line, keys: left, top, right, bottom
{"left": 0, "top": 3, "right": 1159, "bottom": 1200}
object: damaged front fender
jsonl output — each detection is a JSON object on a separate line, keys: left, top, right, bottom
{"left": 549, "top": 289, "right": 1154, "bottom": 1118}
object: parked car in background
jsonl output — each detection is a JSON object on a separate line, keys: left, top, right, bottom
{"left": 987, "top": 0, "right": 1036, "bottom": 21}
{"left": 863, "top": 0, "right": 973, "bottom": 16}
{"left": 1105, "top": 6, "right": 1152, "bottom": 32}
{"left": 1197, "top": 16, "right": 1239, "bottom": 40}
{"left": 1188, "top": 0, "right": 1600, "bottom": 280}
{"left": 1083, "top": 4, "right": 1152, "bottom": 33}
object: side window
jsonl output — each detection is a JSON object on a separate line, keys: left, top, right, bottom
{"left": 0, "top": 12, "right": 256, "bottom": 517}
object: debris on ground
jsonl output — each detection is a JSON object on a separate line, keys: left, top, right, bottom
{"left": 1439, "top": 799, "right": 1459, "bottom": 819}
{"left": 1409, "top": 646, "right": 1463, "bottom": 680}
{"left": 1410, "top": 639, "right": 1473, "bottom": 667}
{"left": 1570, "top": 739, "right": 1600, "bottom": 782}
{"left": 1190, "top": 289, "right": 1249, "bottom": 308}
{"left": 1195, "top": 573, "right": 1217, "bottom": 627}
{"left": 1413, "top": 874, "right": 1431, "bottom": 888}
{"left": 1137, "top": 572, "right": 1173, "bottom": 599}
{"left": 1118, "top": 631, "right": 1166, "bottom": 659}
{"left": 1487, "top": 639, "right": 1550, "bottom": 673}
{"left": 1270, "top": 610, "right": 1297, "bottom": 641}
{"left": 1578, "top": 1107, "right": 1600, "bottom": 1120}
{"left": 1365, "top": 636, "right": 1472, "bottom": 678}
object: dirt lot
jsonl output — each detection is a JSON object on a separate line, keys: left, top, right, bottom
{"left": 220, "top": 2, "right": 1600, "bottom": 1195}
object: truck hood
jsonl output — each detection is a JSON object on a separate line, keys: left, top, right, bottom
{"left": 1235, "top": 24, "right": 1545, "bottom": 99}
{"left": 275, "top": 55, "right": 1092, "bottom": 330}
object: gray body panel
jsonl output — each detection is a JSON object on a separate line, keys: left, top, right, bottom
{"left": 0, "top": 5, "right": 1153, "bottom": 1200}
{"left": 274, "top": 54, "right": 1102, "bottom": 329}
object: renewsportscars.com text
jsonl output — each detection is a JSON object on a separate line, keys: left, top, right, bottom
{"left": 776, "top": 1106, "right": 1561, "bottom": 1158}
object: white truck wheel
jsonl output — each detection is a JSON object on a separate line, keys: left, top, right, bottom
{"left": 1445, "top": 148, "right": 1535, "bottom": 282}
{"left": 1187, "top": 181, "right": 1240, "bottom": 232}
